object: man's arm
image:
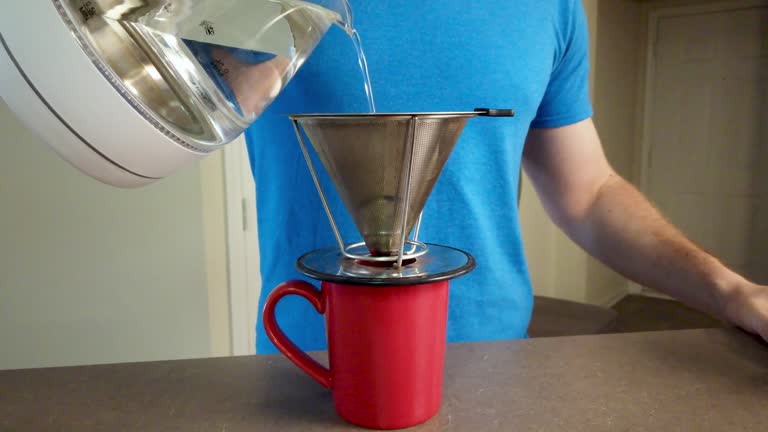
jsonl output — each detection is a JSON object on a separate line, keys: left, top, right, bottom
{"left": 522, "top": 118, "right": 768, "bottom": 341}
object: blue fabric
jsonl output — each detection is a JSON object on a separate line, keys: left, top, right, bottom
{"left": 245, "top": 0, "right": 593, "bottom": 354}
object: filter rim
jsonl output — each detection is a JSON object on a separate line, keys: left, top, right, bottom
{"left": 289, "top": 112, "right": 481, "bottom": 121}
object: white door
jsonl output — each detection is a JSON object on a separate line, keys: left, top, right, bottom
{"left": 643, "top": 5, "right": 768, "bottom": 284}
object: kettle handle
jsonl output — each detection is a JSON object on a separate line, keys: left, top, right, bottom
{"left": 263, "top": 280, "right": 331, "bottom": 389}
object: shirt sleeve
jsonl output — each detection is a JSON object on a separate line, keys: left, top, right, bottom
{"left": 530, "top": 0, "right": 593, "bottom": 129}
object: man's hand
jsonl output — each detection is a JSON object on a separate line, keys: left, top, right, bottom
{"left": 523, "top": 118, "right": 768, "bottom": 343}
{"left": 723, "top": 281, "right": 768, "bottom": 342}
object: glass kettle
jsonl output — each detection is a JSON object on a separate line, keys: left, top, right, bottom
{"left": 55, "top": 0, "right": 352, "bottom": 151}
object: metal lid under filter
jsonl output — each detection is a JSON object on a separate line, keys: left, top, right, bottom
{"left": 297, "top": 244, "right": 476, "bottom": 286}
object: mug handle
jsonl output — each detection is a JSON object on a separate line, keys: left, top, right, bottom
{"left": 262, "top": 280, "right": 331, "bottom": 389}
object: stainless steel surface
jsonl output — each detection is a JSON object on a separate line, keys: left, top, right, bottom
{"left": 55, "top": 0, "right": 217, "bottom": 150}
{"left": 291, "top": 112, "right": 473, "bottom": 259}
{"left": 289, "top": 112, "right": 483, "bottom": 118}
{"left": 412, "top": 212, "right": 424, "bottom": 246}
{"left": 293, "top": 118, "right": 348, "bottom": 254}
{"left": 296, "top": 115, "right": 431, "bottom": 263}
{"left": 342, "top": 241, "right": 428, "bottom": 262}
{"left": 296, "top": 243, "right": 475, "bottom": 285}
{"left": 396, "top": 117, "right": 417, "bottom": 267}
{"left": 2, "top": 329, "right": 766, "bottom": 431}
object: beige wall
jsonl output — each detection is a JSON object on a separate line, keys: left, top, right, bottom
{"left": 520, "top": 0, "right": 644, "bottom": 306}
{"left": 583, "top": 0, "right": 643, "bottom": 304}
{"left": 584, "top": 0, "right": 598, "bottom": 98}
{"left": 0, "top": 100, "right": 231, "bottom": 369}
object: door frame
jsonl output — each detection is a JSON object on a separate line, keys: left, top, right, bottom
{"left": 222, "top": 136, "right": 261, "bottom": 355}
{"left": 632, "top": 0, "right": 768, "bottom": 295}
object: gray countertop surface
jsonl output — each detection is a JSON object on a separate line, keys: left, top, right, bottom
{"left": 1, "top": 328, "right": 766, "bottom": 431}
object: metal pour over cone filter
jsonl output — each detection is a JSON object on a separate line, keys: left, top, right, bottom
{"left": 291, "top": 112, "right": 473, "bottom": 257}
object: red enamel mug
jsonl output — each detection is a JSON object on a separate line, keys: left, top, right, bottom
{"left": 263, "top": 279, "right": 450, "bottom": 430}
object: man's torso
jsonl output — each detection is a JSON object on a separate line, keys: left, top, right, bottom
{"left": 247, "top": 0, "right": 580, "bottom": 353}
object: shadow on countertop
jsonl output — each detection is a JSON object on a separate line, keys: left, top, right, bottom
{"left": 528, "top": 294, "right": 727, "bottom": 338}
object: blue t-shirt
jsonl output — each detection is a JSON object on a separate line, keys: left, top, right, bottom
{"left": 245, "top": 0, "right": 592, "bottom": 354}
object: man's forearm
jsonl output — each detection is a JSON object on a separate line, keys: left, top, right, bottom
{"left": 524, "top": 120, "right": 766, "bottom": 339}
{"left": 559, "top": 173, "right": 745, "bottom": 319}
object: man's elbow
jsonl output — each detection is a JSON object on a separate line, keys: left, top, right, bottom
{"left": 546, "top": 171, "right": 623, "bottom": 232}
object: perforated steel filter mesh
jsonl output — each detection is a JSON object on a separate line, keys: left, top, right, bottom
{"left": 295, "top": 114, "right": 472, "bottom": 256}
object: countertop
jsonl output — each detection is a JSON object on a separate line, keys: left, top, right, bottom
{"left": 1, "top": 328, "right": 766, "bottom": 431}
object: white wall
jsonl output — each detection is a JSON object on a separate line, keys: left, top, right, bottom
{"left": 0, "top": 100, "right": 231, "bottom": 369}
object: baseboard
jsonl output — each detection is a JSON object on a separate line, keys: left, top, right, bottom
{"left": 636, "top": 290, "right": 676, "bottom": 301}
{"left": 596, "top": 288, "right": 629, "bottom": 308}
{"left": 628, "top": 282, "right": 676, "bottom": 301}
{"left": 627, "top": 283, "right": 645, "bottom": 295}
